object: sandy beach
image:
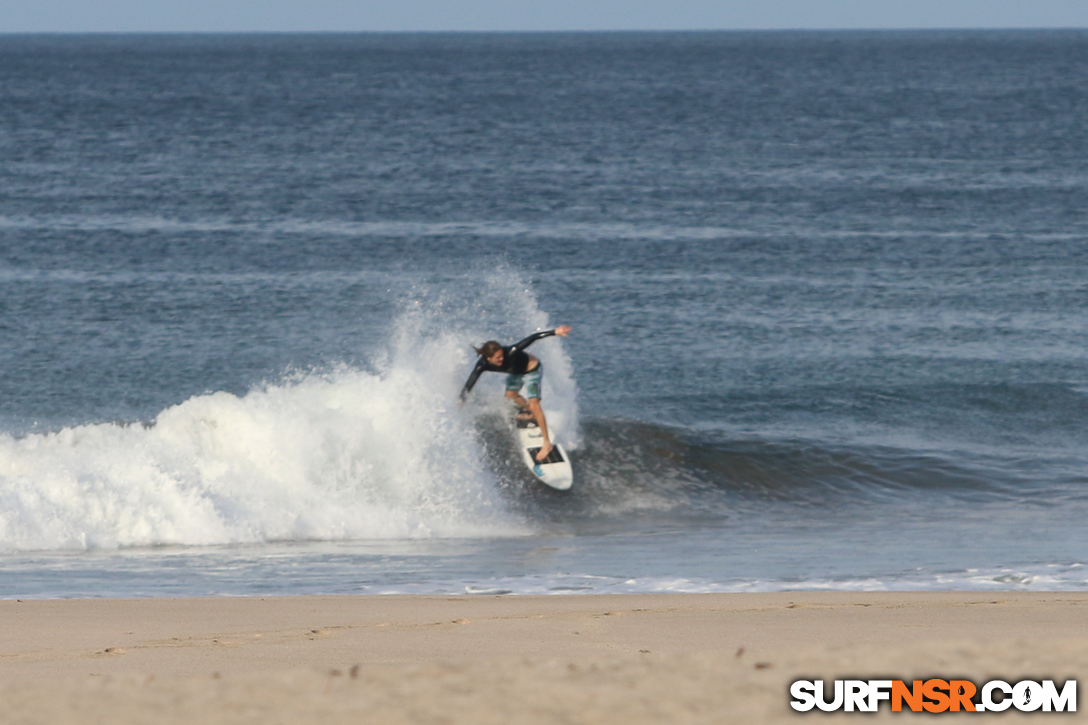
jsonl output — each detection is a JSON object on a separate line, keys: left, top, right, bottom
{"left": 0, "top": 592, "right": 1084, "bottom": 723}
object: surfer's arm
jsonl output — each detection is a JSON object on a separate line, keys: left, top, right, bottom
{"left": 460, "top": 359, "right": 486, "bottom": 401}
{"left": 511, "top": 325, "right": 571, "bottom": 353}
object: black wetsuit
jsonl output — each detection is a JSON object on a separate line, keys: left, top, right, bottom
{"left": 460, "top": 330, "right": 557, "bottom": 400}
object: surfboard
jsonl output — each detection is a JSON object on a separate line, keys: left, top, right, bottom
{"left": 513, "top": 412, "right": 573, "bottom": 490}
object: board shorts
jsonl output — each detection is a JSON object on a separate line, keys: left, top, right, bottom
{"left": 506, "top": 364, "right": 543, "bottom": 399}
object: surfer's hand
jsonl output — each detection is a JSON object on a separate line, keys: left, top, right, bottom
{"left": 555, "top": 324, "right": 571, "bottom": 337}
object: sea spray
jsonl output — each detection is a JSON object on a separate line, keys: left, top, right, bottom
{"left": 411, "top": 266, "right": 583, "bottom": 451}
{"left": 0, "top": 271, "right": 584, "bottom": 553}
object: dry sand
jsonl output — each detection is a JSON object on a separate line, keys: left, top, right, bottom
{"left": 1, "top": 592, "right": 1085, "bottom": 723}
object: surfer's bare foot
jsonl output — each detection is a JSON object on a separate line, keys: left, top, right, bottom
{"left": 535, "top": 442, "right": 553, "bottom": 462}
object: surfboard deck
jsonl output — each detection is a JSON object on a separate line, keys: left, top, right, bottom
{"left": 513, "top": 412, "right": 573, "bottom": 490}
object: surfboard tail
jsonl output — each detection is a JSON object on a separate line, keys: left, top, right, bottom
{"left": 511, "top": 412, "right": 574, "bottom": 490}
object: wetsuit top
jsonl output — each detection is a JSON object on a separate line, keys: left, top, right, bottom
{"left": 460, "top": 330, "right": 557, "bottom": 400}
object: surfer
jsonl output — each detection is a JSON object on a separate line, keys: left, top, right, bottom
{"left": 461, "top": 325, "right": 571, "bottom": 462}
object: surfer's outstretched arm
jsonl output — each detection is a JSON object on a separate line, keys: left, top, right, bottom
{"left": 510, "top": 325, "right": 571, "bottom": 353}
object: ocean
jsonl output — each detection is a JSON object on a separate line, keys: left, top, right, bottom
{"left": 1, "top": 30, "right": 1087, "bottom": 597}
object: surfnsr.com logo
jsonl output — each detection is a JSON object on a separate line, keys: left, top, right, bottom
{"left": 790, "top": 679, "right": 1077, "bottom": 713}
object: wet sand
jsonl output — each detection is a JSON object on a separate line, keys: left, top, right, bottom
{"left": 1, "top": 592, "right": 1085, "bottom": 723}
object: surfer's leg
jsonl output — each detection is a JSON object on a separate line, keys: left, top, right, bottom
{"left": 529, "top": 398, "right": 553, "bottom": 461}
{"left": 505, "top": 374, "right": 530, "bottom": 412}
{"left": 505, "top": 389, "right": 530, "bottom": 411}
{"left": 523, "top": 367, "right": 552, "bottom": 461}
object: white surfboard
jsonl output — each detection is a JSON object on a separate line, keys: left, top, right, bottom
{"left": 513, "top": 413, "right": 573, "bottom": 490}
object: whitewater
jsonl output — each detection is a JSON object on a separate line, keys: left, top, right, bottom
{"left": 0, "top": 285, "right": 580, "bottom": 553}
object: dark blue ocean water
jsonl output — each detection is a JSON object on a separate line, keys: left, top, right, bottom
{"left": 2, "top": 31, "right": 1088, "bottom": 597}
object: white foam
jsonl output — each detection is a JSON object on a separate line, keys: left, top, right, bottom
{"left": 0, "top": 275, "right": 582, "bottom": 553}
{"left": 0, "top": 371, "right": 520, "bottom": 552}
{"left": 368, "top": 565, "right": 1088, "bottom": 596}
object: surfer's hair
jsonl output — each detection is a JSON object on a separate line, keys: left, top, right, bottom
{"left": 474, "top": 340, "right": 503, "bottom": 358}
